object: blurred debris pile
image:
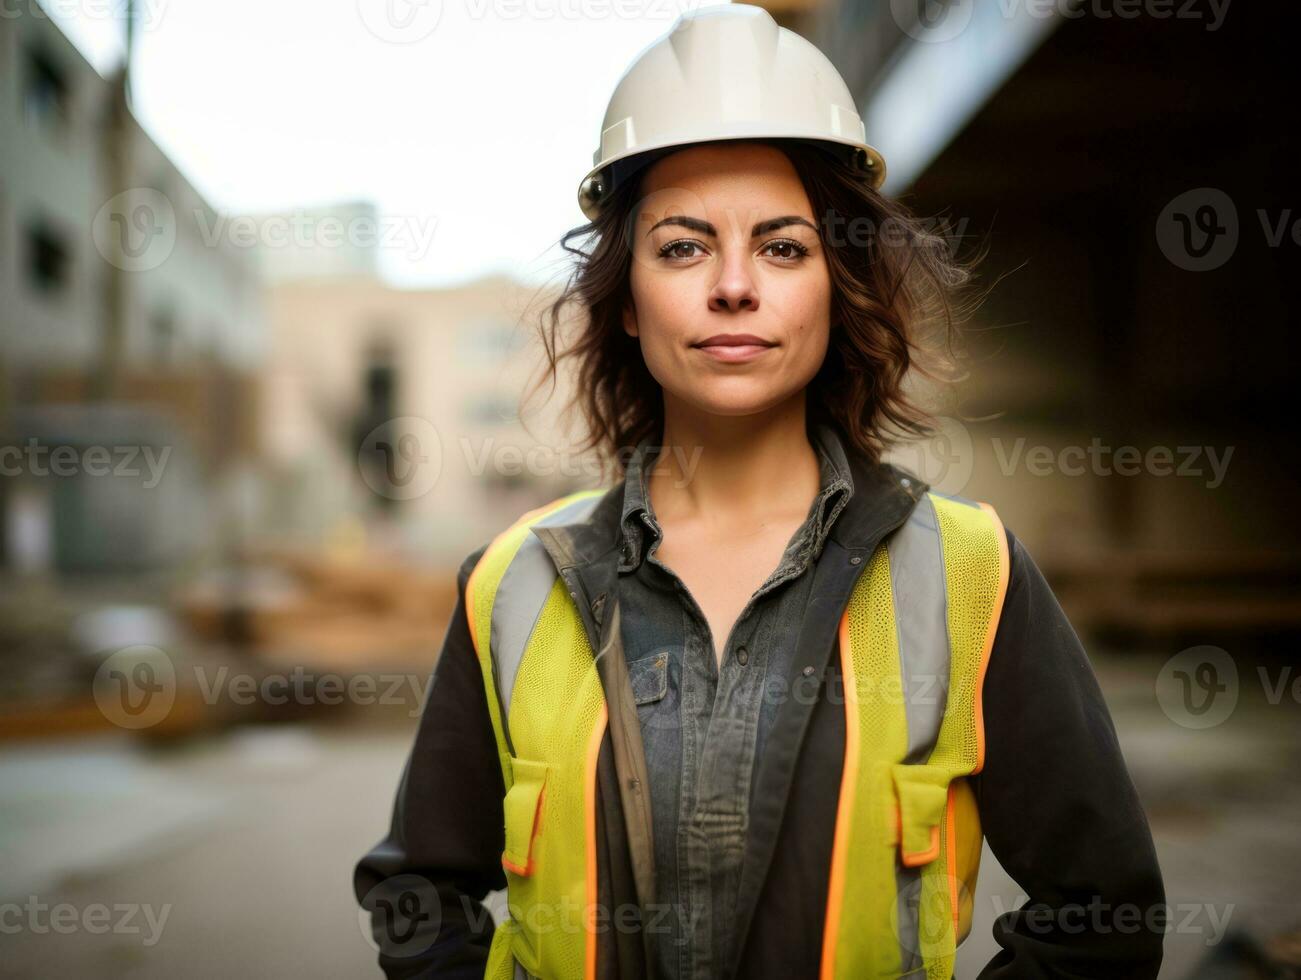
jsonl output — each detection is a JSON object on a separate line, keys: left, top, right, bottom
{"left": 177, "top": 548, "right": 457, "bottom": 669}
{"left": 0, "top": 547, "right": 459, "bottom": 741}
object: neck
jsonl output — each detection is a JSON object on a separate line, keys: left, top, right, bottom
{"left": 647, "top": 396, "right": 822, "bottom": 533}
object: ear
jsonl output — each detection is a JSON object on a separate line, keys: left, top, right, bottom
{"left": 622, "top": 300, "right": 638, "bottom": 339}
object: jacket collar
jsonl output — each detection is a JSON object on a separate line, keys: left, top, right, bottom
{"left": 616, "top": 421, "right": 858, "bottom": 573}
{"left": 535, "top": 422, "right": 927, "bottom": 576}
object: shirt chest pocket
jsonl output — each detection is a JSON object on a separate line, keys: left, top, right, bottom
{"left": 628, "top": 652, "right": 669, "bottom": 706}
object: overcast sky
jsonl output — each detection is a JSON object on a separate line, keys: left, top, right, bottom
{"left": 42, "top": 0, "right": 727, "bottom": 289}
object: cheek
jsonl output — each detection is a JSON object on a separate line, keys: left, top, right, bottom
{"left": 779, "top": 276, "right": 833, "bottom": 362}
{"left": 629, "top": 269, "right": 693, "bottom": 345}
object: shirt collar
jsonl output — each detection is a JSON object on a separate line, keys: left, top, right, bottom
{"left": 617, "top": 421, "right": 856, "bottom": 573}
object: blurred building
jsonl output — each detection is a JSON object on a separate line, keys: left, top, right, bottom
{"left": 257, "top": 261, "right": 590, "bottom": 568}
{"left": 0, "top": 4, "right": 265, "bottom": 574}
{"left": 768, "top": 0, "right": 1300, "bottom": 647}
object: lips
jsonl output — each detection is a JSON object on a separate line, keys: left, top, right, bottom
{"left": 691, "top": 333, "right": 777, "bottom": 364}
{"left": 694, "top": 333, "right": 775, "bottom": 349}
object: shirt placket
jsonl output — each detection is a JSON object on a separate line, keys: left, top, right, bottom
{"left": 644, "top": 511, "right": 826, "bottom": 980}
{"left": 620, "top": 428, "right": 855, "bottom": 980}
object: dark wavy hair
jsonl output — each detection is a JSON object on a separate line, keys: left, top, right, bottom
{"left": 519, "top": 137, "right": 986, "bottom": 480}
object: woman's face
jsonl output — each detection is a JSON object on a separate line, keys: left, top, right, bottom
{"left": 623, "top": 141, "right": 832, "bottom": 420}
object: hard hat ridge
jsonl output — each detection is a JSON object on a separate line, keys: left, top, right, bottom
{"left": 577, "top": 3, "right": 886, "bottom": 221}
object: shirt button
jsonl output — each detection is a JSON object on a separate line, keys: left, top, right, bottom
{"left": 736, "top": 646, "right": 749, "bottom": 666}
{"left": 802, "top": 665, "right": 815, "bottom": 677}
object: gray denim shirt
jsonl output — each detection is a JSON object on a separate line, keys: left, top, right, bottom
{"left": 615, "top": 422, "right": 854, "bottom": 980}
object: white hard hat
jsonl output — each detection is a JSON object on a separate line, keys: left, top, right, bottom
{"left": 577, "top": 3, "right": 886, "bottom": 221}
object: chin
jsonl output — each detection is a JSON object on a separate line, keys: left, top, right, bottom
{"left": 676, "top": 390, "right": 794, "bottom": 418}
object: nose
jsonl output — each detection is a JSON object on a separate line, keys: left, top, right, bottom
{"left": 707, "top": 249, "right": 759, "bottom": 313}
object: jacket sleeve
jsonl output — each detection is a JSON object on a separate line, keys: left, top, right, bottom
{"left": 971, "top": 526, "right": 1166, "bottom": 979}
{"left": 354, "top": 543, "right": 507, "bottom": 978}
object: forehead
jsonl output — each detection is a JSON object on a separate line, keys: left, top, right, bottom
{"left": 636, "top": 141, "right": 813, "bottom": 221}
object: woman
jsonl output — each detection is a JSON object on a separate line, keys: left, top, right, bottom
{"left": 355, "top": 6, "right": 1165, "bottom": 979}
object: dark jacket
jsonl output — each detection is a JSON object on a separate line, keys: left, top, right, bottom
{"left": 354, "top": 447, "right": 1166, "bottom": 979}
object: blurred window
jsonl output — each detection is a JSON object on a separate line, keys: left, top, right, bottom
{"left": 456, "top": 319, "right": 522, "bottom": 365}
{"left": 24, "top": 46, "right": 70, "bottom": 133}
{"left": 152, "top": 308, "right": 177, "bottom": 364}
{"left": 25, "top": 219, "right": 71, "bottom": 297}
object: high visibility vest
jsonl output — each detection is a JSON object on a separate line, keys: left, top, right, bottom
{"left": 465, "top": 486, "right": 1010, "bottom": 980}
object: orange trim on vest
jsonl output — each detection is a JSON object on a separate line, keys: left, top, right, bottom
{"left": 584, "top": 703, "right": 607, "bottom": 980}
{"left": 900, "top": 822, "right": 941, "bottom": 867}
{"left": 819, "top": 609, "right": 860, "bottom": 980}
{"left": 945, "top": 782, "right": 960, "bottom": 933}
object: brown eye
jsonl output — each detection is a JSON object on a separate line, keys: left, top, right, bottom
{"left": 658, "top": 239, "right": 704, "bottom": 261}
{"left": 761, "top": 238, "right": 810, "bottom": 261}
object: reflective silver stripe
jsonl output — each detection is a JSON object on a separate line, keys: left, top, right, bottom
{"left": 492, "top": 495, "right": 602, "bottom": 980}
{"left": 887, "top": 492, "right": 951, "bottom": 765}
{"left": 886, "top": 491, "right": 952, "bottom": 975}
{"left": 490, "top": 494, "right": 603, "bottom": 718}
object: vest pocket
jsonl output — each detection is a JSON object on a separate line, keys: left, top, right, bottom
{"left": 891, "top": 762, "right": 951, "bottom": 866}
{"left": 502, "top": 756, "right": 550, "bottom": 877}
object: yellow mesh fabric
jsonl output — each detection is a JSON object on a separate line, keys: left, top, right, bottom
{"left": 466, "top": 490, "right": 605, "bottom": 787}
{"left": 948, "top": 778, "right": 983, "bottom": 945}
{"left": 501, "top": 575, "right": 607, "bottom": 977}
{"left": 913, "top": 493, "right": 1005, "bottom": 979}
{"left": 825, "top": 544, "right": 908, "bottom": 979}
{"left": 502, "top": 757, "right": 549, "bottom": 874}
{"left": 468, "top": 490, "right": 608, "bottom": 980}
{"left": 830, "top": 493, "right": 1006, "bottom": 980}
{"left": 484, "top": 924, "right": 515, "bottom": 980}
{"left": 929, "top": 493, "right": 1001, "bottom": 773}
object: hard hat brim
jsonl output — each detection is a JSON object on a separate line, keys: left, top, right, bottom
{"left": 577, "top": 132, "right": 887, "bottom": 223}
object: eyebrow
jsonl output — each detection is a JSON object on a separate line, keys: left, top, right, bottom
{"left": 645, "top": 214, "right": 818, "bottom": 238}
